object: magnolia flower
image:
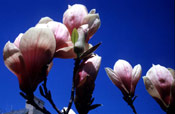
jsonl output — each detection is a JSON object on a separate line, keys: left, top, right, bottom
{"left": 3, "top": 27, "right": 56, "bottom": 94}
{"left": 74, "top": 54, "right": 101, "bottom": 114}
{"left": 143, "top": 65, "right": 175, "bottom": 112}
{"left": 36, "top": 17, "right": 76, "bottom": 58}
{"left": 105, "top": 59, "right": 142, "bottom": 97}
{"left": 63, "top": 4, "right": 101, "bottom": 42}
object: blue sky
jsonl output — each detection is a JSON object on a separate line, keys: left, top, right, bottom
{"left": 0, "top": 0, "right": 174, "bottom": 114}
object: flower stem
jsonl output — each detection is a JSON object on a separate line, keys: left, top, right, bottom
{"left": 123, "top": 95, "right": 137, "bottom": 114}
{"left": 65, "top": 58, "right": 81, "bottom": 114}
{"left": 166, "top": 105, "right": 175, "bottom": 114}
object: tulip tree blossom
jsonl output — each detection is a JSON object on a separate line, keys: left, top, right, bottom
{"left": 3, "top": 27, "right": 56, "bottom": 94}
{"left": 105, "top": 59, "right": 142, "bottom": 97}
{"left": 143, "top": 65, "right": 175, "bottom": 112}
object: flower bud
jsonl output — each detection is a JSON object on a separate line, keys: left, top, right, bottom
{"left": 63, "top": 4, "right": 88, "bottom": 34}
{"left": 74, "top": 27, "right": 86, "bottom": 56}
{"left": 105, "top": 59, "right": 141, "bottom": 97}
{"left": 74, "top": 54, "right": 101, "bottom": 114}
{"left": 75, "top": 54, "right": 101, "bottom": 83}
{"left": 143, "top": 65, "right": 174, "bottom": 111}
{"left": 63, "top": 4, "right": 101, "bottom": 43}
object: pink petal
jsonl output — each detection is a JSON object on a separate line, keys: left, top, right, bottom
{"left": 82, "top": 54, "right": 101, "bottom": 80}
{"left": 54, "top": 41, "right": 76, "bottom": 58}
{"left": 130, "top": 64, "right": 142, "bottom": 96}
{"left": 146, "top": 65, "right": 173, "bottom": 105}
{"left": 19, "top": 27, "right": 56, "bottom": 92}
{"left": 75, "top": 54, "right": 101, "bottom": 86}
{"left": 19, "top": 27, "right": 56, "bottom": 67}
{"left": 143, "top": 76, "right": 167, "bottom": 110}
{"left": 47, "top": 21, "right": 71, "bottom": 50}
{"left": 105, "top": 67, "right": 129, "bottom": 96}
{"left": 114, "top": 59, "right": 132, "bottom": 93}
{"left": 63, "top": 4, "right": 88, "bottom": 34}
{"left": 14, "top": 33, "right": 23, "bottom": 48}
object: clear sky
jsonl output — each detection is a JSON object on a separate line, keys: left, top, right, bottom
{"left": 0, "top": 0, "right": 174, "bottom": 114}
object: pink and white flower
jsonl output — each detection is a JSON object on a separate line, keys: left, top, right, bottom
{"left": 143, "top": 65, "right": 175, "bottom": 111}
{"left": 63, "top": 4, "right": 101, "bottom": 42}
{"left": 105, "top": 59, "right": 142, "bottom": 97}
{"left": 3, "top": 27, "right": 56, "bottom": 93}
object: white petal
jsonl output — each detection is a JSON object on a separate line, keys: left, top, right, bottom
{"left": 132, "top": 64, "right": 142, "bottom": 86}
{"left": 89, "top": 9, "right": 96, "bottom": 14}
{"left": 37, "top": 17, "right": 53, "bottom": 24}
{"left": 3, "top": 41, "right": 24, "bottom": 76}
{"left": 143, "top": 76, "right": 167, "bottom": 108}
{"left": 105, "top": 67, "right": 129, "bottom": 94}
{"left": 61, "top": 107, "right": 76, "bottom": 114}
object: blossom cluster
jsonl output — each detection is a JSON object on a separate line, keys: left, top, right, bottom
{"left": 3, "top": 3, "right": 175, "bottom": 114}
{"left": 105, "top": 60, "right": 175, "bottom": 113}
{"left": 3, "top": 4, "right": 101, "bottom": 114}
{"left": 3, "top": 4, "right": 101, "bottom": 94}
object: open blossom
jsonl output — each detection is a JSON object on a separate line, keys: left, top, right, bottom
{"left": 63, "top": 4, "right": 101, "bottom": 42}
{"left": 74, "top": 54, "right": 101, "bottom": 114}
{"left": 143, "top": 65, "right": 175, "bottom": 111}
{"left": 3, "top": 27, "right": 56, "bottom": 94}
{"left": 105, "top": 59, "right": 142, "bottom": 97}
{"left": 36, "top": 17, "right": 76, "bottom": 58}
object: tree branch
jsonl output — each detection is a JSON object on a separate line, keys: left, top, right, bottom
{"left": 39, "top": 78, "right": 62, "bottom": 114}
